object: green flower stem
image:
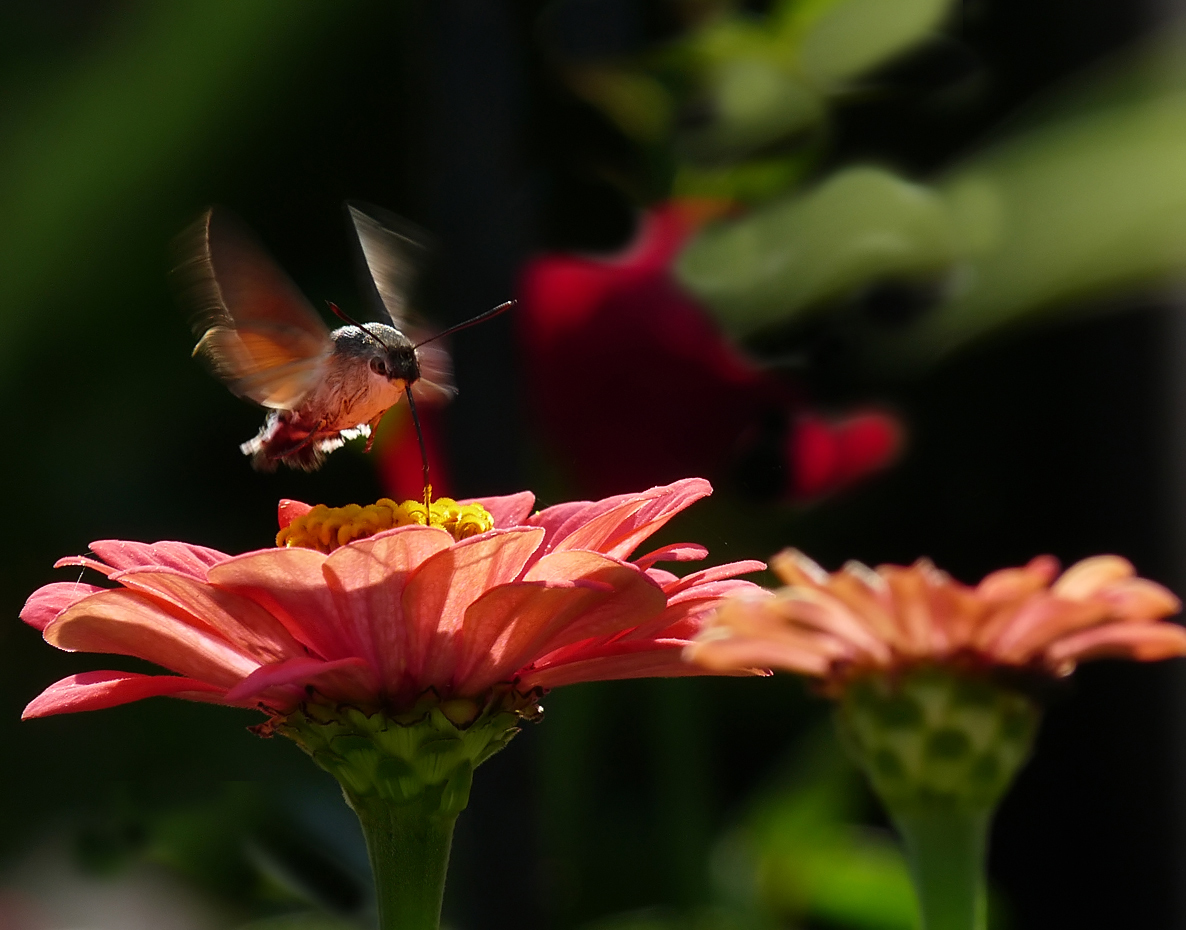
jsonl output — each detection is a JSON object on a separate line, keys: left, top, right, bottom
{"left": 891, "top": 805, "right": 991, "bottom": 930}
{"left": 350, "top": 792, "right": 458, "bottom": 930}
{"left": 835, "top": 668, "right": 1041, "bottom": 930}
{"left": 276, "top": 697, "right": 530, "bottom": 930}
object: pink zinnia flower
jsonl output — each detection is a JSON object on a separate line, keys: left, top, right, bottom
{"left": 688, "top": 549, "right": 1186, "bottom": 688}
{"left": 23, "top": 479, "right": 764, "bottom": 720}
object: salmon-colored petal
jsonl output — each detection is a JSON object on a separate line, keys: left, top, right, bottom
{"left": 1045, "top": 623, "right": 1186, "bottom": 668}
{"left": 402, "top": 528, "right": 546, "bottom": 686}
{"left": 977, "top": 556, "right": 1060, "bottom": 602}
{"left": 819, "top": 566, "right": 901, "bottom": 646}
{"left": 454, "top": 583, "right": 599, "bottom": 692}
{"left": 54, "top": 555, "right": 118, "bottom": 578}
{"left": 1092, "top": 577, "right": 1181, "bottom": 621}
{"left": 660, "top": 560, "right": 766, "bottom": 596}
{"left": 89, "top": 540, "right": 230, "bottom": 577}
{"left": 685, "top": 633, "right": 839, "bottom": 676}
{"left": 988, "top": 596, "right": 1107, "bottom": 664}
{"left": 208, "top": 548, "right": 349, "bottom": 660}
{"left": 883, "top": 564, "right": 938, "bottom": 655}
{"left": 522, "top": 550, "right": 666, "bottom": 648}
{"left": 223, "top": 656, "right": 375, "bottom": 703}
{"left": 21, "top": 582, "right": 106, "bottom": 632}
{"left": 23, "top": 671, "right": 225, "bottom": 719}
{"left": 621, "top": 580, "right": 769, "bottom": 644}
{"left": 278, "top": 499, "right": 313, "bottom": 529}
{"left": 634, "top": 543, "right": 709, "bottom": 571}
{"left": 321, "top": 526, "right": 454, "bottom": 690}
{"left": 775, "top": 589, "right": 895, "bottom": 664}
{"left": 521, "top": 639, "right": 763, "bottom": 690}
{"left": 769, "top": 549, "right": 829, "bottom": 587}
{"left": 457, "top": 554, "right": 666, "bottom": 689}
{"left": 45, "top": 590, "right": 260, "bottom": 687}
{"left": 1052, "top": 556, "right": 1135, "bottom": 599}
{"left": 534, "top": 478, "right": 712, "bottom": 559}
{"left": 460, "top": 491, "right": 536, "bottom": 528}
{"left": 112, "top": 569, "right": 304, "bottom": 663}
{"left": 664, "top": 577, "right": 768, "bottom": 607}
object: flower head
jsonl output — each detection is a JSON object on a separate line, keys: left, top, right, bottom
{"left": 23, "top": 479, "right": 764, "bottom": 722}
{"left": 688, "top": 549, "right": 1186, "bottom": 690}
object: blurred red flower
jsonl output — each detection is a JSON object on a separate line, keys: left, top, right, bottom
{"left": 514, "top": 200, "right": 902, "bottom": 502}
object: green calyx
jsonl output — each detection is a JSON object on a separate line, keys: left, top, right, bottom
{"left": 836, "top": 666, "right": 1040, "bottom": 812}
{"left": 276, "top": 694, "right": 526, "bottom": 817}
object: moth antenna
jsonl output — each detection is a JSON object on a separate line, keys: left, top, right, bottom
{"left": 328, "top": 301, "right": 390, "bottom": 348}
{"left": 404, "top": 388, "right": 432, "bottom": 510}
{"left": 414, "top": 300, "right": 515, "bottom": 349}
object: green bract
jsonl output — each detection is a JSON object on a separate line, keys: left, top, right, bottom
{"left": 835, "top": 666, "right": 1039, "bottom": 811}
{"left": 278, "top": 698, "right": 526, "bottom": 816}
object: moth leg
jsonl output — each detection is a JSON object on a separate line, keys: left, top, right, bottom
{"left": 363, "top": 413, "right": 385, "bottom": 454}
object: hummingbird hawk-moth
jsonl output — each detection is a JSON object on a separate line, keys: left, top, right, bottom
{"left": 175, "top": 203, "right": 510, "bottom": 475}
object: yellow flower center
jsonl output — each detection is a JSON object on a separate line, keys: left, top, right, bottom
{"left": 277, "top": 496, "right": 495, "bottom": 553}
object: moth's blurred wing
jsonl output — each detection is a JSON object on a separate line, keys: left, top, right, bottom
{"left": 347, "top": 201, "right": 432, "bottom": 332}
{"left": 175, "top": 208, "right": 332, "bottom": 410}
{"left": 411, "top": 341, "right": 457, "bottom": 405}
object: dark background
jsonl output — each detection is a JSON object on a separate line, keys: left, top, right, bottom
{"left": 0, "top": 1, "right": 1181, "bottom": 928}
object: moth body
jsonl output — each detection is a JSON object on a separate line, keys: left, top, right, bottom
{"left": 176, "top": 204, "right": 456, "bottom": 472}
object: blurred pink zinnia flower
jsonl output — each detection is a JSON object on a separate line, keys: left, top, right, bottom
{"left": 688, "top": 549, "right": 1186, "bottom": 689}
{"left": 23, "top": 479, "right": 764, "bottom": 720}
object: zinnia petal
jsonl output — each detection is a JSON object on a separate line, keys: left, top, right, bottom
{"left": 690, "top": 550, "right": 1186, "bottom": 687}
{"left": 1045, "top": 623, "right": 1186, "bottom": 668}
{"left": 45, "top": 589, "right": 261, "bottom": 687}
{"left": 1051, "top": 555, "right": 1135, "bottom": 599}
{"left": 112, "top": 569, "right": 305, "bottom": 663}
{"left": 223, "top": 656, "right": 376, "bottom": 704}
{"left": 320, "top": 525, "right": 455, "bottom": 688}
{"left": 532, "top": 478, "right": 712, "bottom": 560}
{"left": 89, "top": 540, "right": 230, "bottom": 576}
{"left": 208, "top": 547, "right": 353, "bottom": 661}
{"left": 403, "top": 528, "right": 546, "bottom": 685}
{"left": 21, "top": 581, "right": 106, "bottom": 632}
{"left": 23, "top": 671, "right": 223, "bottom": 719}
{"left": 521, "top": 638, "right": 763, "bottom": 690}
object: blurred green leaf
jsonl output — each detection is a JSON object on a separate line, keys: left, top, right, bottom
{"left": 567, "top": 65, "right": 675, "bottom": 143}
{"left": 715, "top": 728, "right": 919, "bottom": 930}
{"left": 565, "top": 0, "right": 956, "bottom": 178}
{"left": 677, "top": 166, "right": 958, "bottom": 334}
{"left": 680, "top": 37, "right": 1186, "bottom": 367}
{"left": 886, "top": 88, "right": 1186, "bottom": 362}
{"left": 672, "top": 154, "right": 814, "bottom": 203}
{"left": 678, "top": 59, "right": 823, "bottom": 163}
{"left": 793, "top": 0, "right": 954, "bottom": 89}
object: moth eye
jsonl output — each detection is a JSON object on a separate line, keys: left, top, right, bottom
{"left": 369, "top": 358, "right": 388, "bottom": 377}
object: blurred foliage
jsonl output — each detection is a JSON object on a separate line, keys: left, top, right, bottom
{"left": 678, "top": 38, "right": 1186, "bottom": 365}
{"left": 558, "top": 0, "right": 1186, "bottom": 371}
{"left": 678, "top": 165, "right": 957, "bottom": 333}
{"left": 564, "top": 727, "right": 921, "bottom": 930}
{"left": 715, "top": 728, "right": 918, "bottom": 930}
{"left": 0, "top": 0, "right": 343, "bottom": 374}
{"left": 559, "top": 0, "right": 957, "bottom": 200}
{"left": 67, "top": 783, "right": 370, "bottom": 927}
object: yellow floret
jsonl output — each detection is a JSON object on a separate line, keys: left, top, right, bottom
{"left": 277, "top": 494, "right": 495, "bottom": 553}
